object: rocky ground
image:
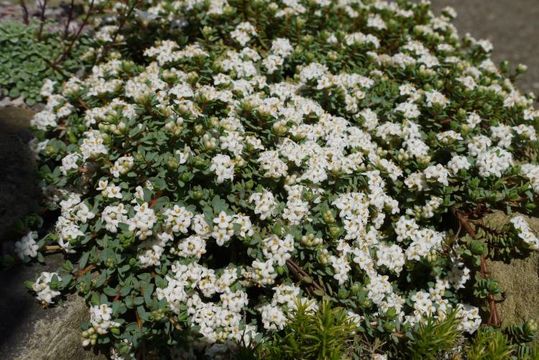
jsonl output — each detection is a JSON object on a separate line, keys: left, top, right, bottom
{"left": 428, "top": 0, "right": 539, "bottom": 96}
{"left": 0, "top": 1, "right": 537, "bottom": 359}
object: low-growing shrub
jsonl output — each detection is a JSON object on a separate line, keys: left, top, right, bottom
{"left": 16, "top": 0, "right": 539, "bottom": 358}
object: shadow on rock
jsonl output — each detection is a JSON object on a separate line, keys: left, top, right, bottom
{"left": 0, "top": 107, "right": 104, "bottom": 359}
{"left": 0, "top": 106, "right": 40, "bottom": 244}
{"left": 0, "top": 106, "right": 41, "bottom": 354}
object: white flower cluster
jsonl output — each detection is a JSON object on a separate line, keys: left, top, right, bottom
{"left": 510, "top": 216, "right": 539, "bottom": 250}
{"left": 249, "top": 190, "right": 277, "bottom": 220}
{"left": 156, "top": 263, "right": 257, "bottom": 344}
{"left": 521, "top": 164, "right": 539, "bottom": 193}
{"left": 14, "top": 231, "right": 39, "bottom": 259}
{"left": 210, "top": 154, "right": 235, "bottom": 183}
{"left": 89, "top": 304, "right": 121, "bottom": 336}
{"left": 258, "top": 283, "right": 318, "bottom": 331}
{"left": 32, "top": 272, "right": 61, "bottom": 304}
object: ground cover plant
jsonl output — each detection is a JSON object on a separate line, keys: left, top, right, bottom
{"left": 15, "top": 0, "right": 539, "bottom": 358}
{"left": 0, "top": 19, "right": 91, "bottom": 106}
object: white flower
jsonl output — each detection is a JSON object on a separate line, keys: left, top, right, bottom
{"left": 457, "top": 304, "right": 482, "bottom": 334}
{"left": 33, "top": 272, "right": 61, "bottom": 304}
{"left": 90, "top": 304, "right": 120, "bottom": 335}
{"left": 262, "top": 234, "right": 294, "bottom": 266}
{"left": 270, "top": 38, "right": 293, "bottom": 58}
{"left": 249, "top": 259, "right": 277, "bottom": 286}
{"left": 60, "top": 153, "right": 81, "bottom": 175}
{"left": 97, "top": 180, "right": 123, "bottom": 199}
{"left": 14, "top": 231, "right": 39, "bottom": 259}
{"left": 138, "top": 242, "right": 164, "bottom": 268}
{"left": 210, "top": 154, "right": 235, "bottom": 183}
{"left": 249, "top": 190, "right": 277, "bottom": 220}
{"left": 80, "top": 130, "right": 108, "bottom": 160}
{"left": 476, "top": 147, "right": 513, "bottom": 178}
{"left": 31, "top": 111, "right": 57, "bottom": 130}
{"left": 101, "top": 203, "right": 128, "bottom": 233}
{"left": 405, "top": 228, "right": 445, "bottom": 261}
{"left": 111, "top": 156, "right": 134, "bottom": 177}
{"left": 299, "top": 63, "right": 328, "bottom": 83}
{"left": 258, "top": 151, "right": 288, "bottom": 178}
{"left": 395, "top": 102, "right": 420, "bottom": 119}
{"left": 329, "top": 255, "right": 351, "bottom": 284}
{"left": 467, "top": 135, "right": 492, "bottom": 156}
{"left": 178, "top": 235, "right": 207, "bottom": 259}
{"left": 212, "top": 211, "right": 234, "bottom": 246}
{"left": 448, "top": 262, "right": 471, "bottom": 290}
{"left": 231, "top": 22, "right": 256, "bottom": 46}
{"left": 424, "top": 90, "right": 449, "bottom": 108}
{"left": 40, "top": 79, "right": 56, "bottom": 97}
{"left": 424, "top": 164, "right": 449, "bottom": 186}
{"left": 129, "top": 203, "right": 157, "bottom": 240}
{"left": 367, "top": 14, "right": 386, "bottom": 30}
{"left": 521, "top": 164, "right": 539, "bottom": 193}
{"left": 477, "top": 39, "right": 493, "bottom": 53}
{"left": 376, "top": 243, "right": 405, "bottom": 274}
{"left": 447, "top": 155, "right": 471, "bottom": 175}
{"left": 259, "top": 304, "right": 287, "bottom": 331}
{"left": 510, "top": 216, "right": 539, "bottom": 250}
{"left": 164, "top": 205, "right": 193, "bottom": 233}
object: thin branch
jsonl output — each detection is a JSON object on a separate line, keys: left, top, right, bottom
{"left": 37, "top": 0, "right": 48, "bottom": 40}
{"left": 63, "top": 0, "right": 76, "bottom": 40}
{"left": 53, "top": 0, "right": 95, "bottom": 66}
{"left": 286, "top": 259, "right": 325, "bottom": 296}
{"left": 33, "top": 50, "right": 70, "bottom": 78}
{"left": 75, "top": 264, "right": 96, "bottom": 278}
{"left": 452, "top": 208, "right": 476, "bottom": 237}
{"left": 149, "top": 191, "right": 163, "bottom": 208}
{"left": 44, "top": 245, "right": 62, "bottom": 253}
{"left": 19, "top": 0, "right": 30, "bottom": 25}
{"left": 98, "top": 0, "right": 140, "bottom": 62}
{"left": 453, "top": 208, "right": 501, "bottom": 327}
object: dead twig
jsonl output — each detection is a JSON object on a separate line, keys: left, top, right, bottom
{"left": 53, "top": 0, "right": 95, "bottom": 65}
{"left": 44, "top": 245, "right": 62, "bottom": 253}
{"left": 75, "top": 264, "right": 96, "bottom": 278}
{"left": 286, "top": 259, "right": 325, "bottom": 296}
{"left": 19, "top": 0, "right": 30, "bottom": 25}
{"left": 149, "top": 191, "right": 163, "bottom": 208}
{"left": 63, "top": 0, "right": 76, "bottom": 40}
{"left": 97, "top": 0, "right": 141, "bottom": 62}
{"left": 37, "top": 0, "right": 48, "bottom": 40}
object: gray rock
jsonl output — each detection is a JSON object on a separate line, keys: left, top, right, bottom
{"left": 421, "top": 0, "right": 539, "bottom": 95}
{"left": 12, "top": 296, "right": 106, "bottom": 360}
{"left": 0, "top": 254, "right": 105, "bottom": 360}
{"left": 484, "top": 212, "right": 539, "bottom": 328}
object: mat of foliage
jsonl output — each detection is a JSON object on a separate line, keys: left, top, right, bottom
{"left": 17, "top": 0, "right": 539, "bottom": 359}
{"left": 0, "top": 21, "right": 90, "bottom": 106}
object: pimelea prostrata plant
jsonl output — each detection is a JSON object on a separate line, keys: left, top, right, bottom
{"left": 20, "top": 0, "right": 539, "bottom": 358}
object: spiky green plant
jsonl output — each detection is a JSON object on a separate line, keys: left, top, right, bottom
{"left": 407, "top": 310, "right": 461, "bottom": 360}
{"left": 258, "top": 299, "right": 358, "bottom": 360}
{"left": 466, "top": 328, "right": 514, "bottom": 360}
{"left": 504, "top": 320, "right": 538, "bottom": 345}
{"left": 514, "top": 344, "right": 539, "bottom": 360}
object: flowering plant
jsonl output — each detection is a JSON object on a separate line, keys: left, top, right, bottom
{"left": 18, "top": 0, "right": 539, "bottom": 358}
